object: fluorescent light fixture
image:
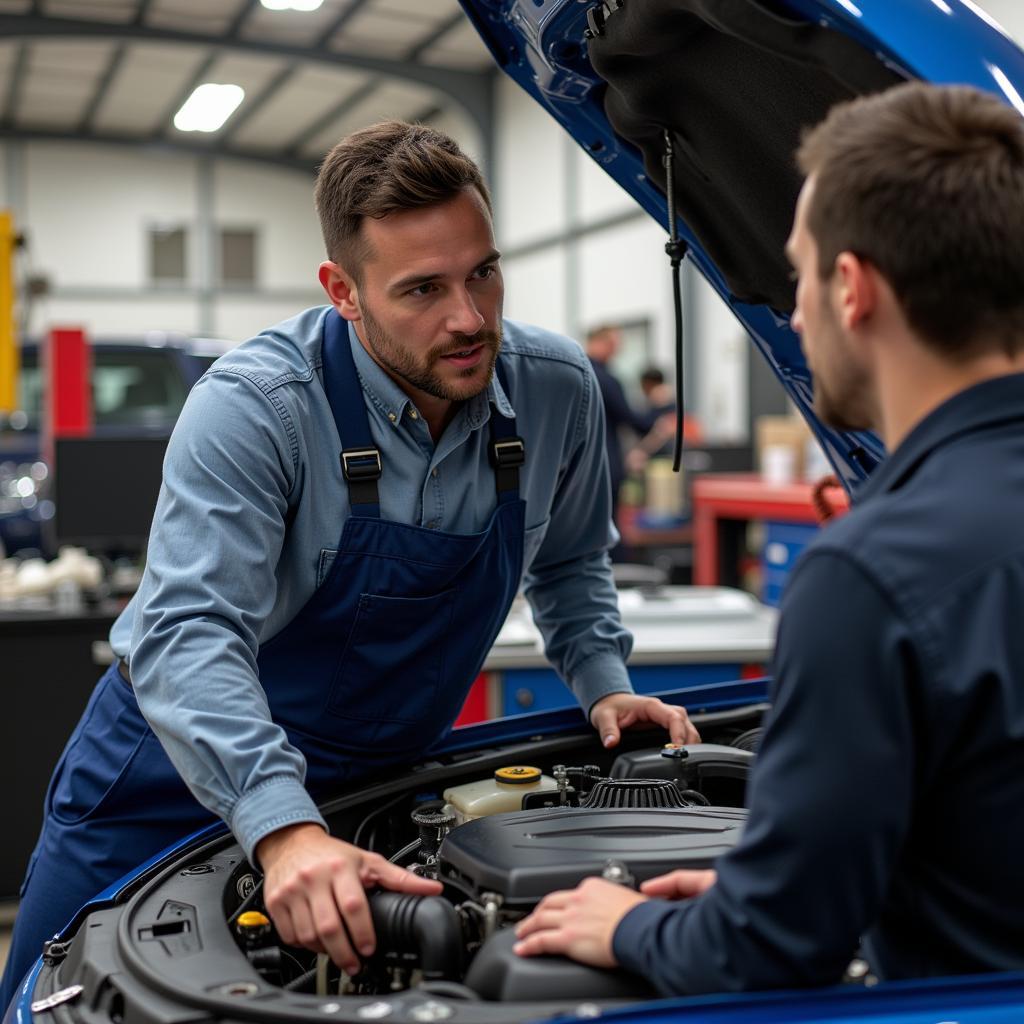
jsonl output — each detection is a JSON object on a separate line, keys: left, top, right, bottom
{"left": 174, "top": 83, "right": 245, "bottom": 133}
{"left": 929, "top": 0, "right": 954, "bottom": 14}
{"left": 989, "top": 64, "right": 1024, "bottom": 118}
{"left": 260, "top": 0, "right": 324, "bottom": 10}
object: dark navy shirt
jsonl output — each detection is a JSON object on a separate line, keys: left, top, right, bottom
{"left": 588, "top": 356, "right": 653, "bottom": 495}
{"left": 614, "top": 372, "right": 1024, "bottom": 993}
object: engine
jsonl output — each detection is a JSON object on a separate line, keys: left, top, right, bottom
{"left": 229, "top": 738, "right": 758, "bottom": 1002}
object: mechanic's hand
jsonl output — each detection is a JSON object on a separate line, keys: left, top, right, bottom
{"left": 641, "top": 868, "right": 717, "bottom": 900}
{"left": 513, "top": 877, "right": 647, "bottom": 966}
{"left": 590, "top": 692, "right": 701, "bottom": 748}
{"left": 256, "top": 823, "right": 442, "bottom": 976}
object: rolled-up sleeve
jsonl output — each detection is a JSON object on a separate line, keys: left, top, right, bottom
{"left": 129, "top": 369, "right": 325, "bottom": 863}
{"left": 523, "top": 361, "right": 634, "bottom": 714}
{"left": 612, "top": 550, "right": 919, "bottom": 994}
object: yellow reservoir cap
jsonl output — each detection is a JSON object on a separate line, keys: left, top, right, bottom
{"left": 495, "top": 766, "right": 542, "bottom": 785}
{"left": 237, "top": 911, "right": 271, "bottom": 929}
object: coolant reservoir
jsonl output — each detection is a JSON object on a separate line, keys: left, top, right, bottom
{"left": 443, "top": 766, "right": 557, "bottom": 824}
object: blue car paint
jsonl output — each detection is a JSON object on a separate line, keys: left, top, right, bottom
{"left": 460, "top": 0, "right": 1024, "bottom": 491}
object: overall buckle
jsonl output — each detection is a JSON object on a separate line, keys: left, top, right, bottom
{"left": 490, "top": 437, "right": 525, "bottom": 469}
{"left": 341, "top": 447, "right": 382, "bottom": 481}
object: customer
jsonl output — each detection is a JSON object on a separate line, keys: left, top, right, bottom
{"left": 514, "top": 82, "right": 1024, "bottom": 991}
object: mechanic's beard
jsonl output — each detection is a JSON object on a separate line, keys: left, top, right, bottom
{"left": 361, "top": 306, "right": 502, "bottom": 403}
{"left": 809, "top": 311, "right": 874, "bottom": 433}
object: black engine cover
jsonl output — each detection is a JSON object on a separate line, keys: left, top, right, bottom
{"left": 439, "top": 806, "right": 746, "bottom": 909}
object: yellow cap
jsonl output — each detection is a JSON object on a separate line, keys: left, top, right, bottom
{"left": 495, "top": 766, "right": 542, "bottom": 785}
{"left": 664, "top": 743, "right": 683, "bottom": 750}
{"left": 237, "top": 911, "right": 271, "bottom": 930}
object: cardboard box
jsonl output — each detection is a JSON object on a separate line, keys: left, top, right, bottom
{"left": 755, "top": 414, "right": 812, "bottom": 483}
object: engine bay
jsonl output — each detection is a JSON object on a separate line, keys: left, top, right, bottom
{"left": 40, "top": 707, "right": 765, "bottom": 1023}
{"left": 222, "top": 724, "right": 760, "bottom": 1005}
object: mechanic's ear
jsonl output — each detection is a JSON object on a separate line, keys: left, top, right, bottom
{"left": 833, "top": 251, "right": 877, "bottom": 331}
{"left": 319, "top": 261, "right": 362, "bottom": 322}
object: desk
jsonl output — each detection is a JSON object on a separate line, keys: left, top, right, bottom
{"left": 693, "top": 474, "right": 849, "bottom": 587}
{"left": 471, "top": 586, "right": 777, "bottom": 718}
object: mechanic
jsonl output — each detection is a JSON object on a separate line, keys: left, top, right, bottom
{"left": 514, "top": 81, "right": 1024, "bottom": 991}
{"left": 585, "top": 324, "right": 655, "bottom": 558}
{"left": 0, "top": 121, "right": 698, "bottom": 1008}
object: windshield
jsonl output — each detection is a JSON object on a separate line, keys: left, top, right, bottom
{"left": 12, "top": 347, "right": 190, "bottom": 432}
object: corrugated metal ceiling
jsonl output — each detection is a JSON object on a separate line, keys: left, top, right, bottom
{"left": 0, "top": 0, "right": 494, "bottom": 171}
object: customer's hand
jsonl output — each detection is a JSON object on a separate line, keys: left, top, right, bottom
{"left": 256, "top": 823, "right": 442, "bottom": 975}
{"left": 513, "top": 877, "right": 647, "bottom": 966}
{"left": 641, "top": 868, "right": 717, "bottom": 900}
{"left": 590, "top": 693, "right": 701, "bottom": 748}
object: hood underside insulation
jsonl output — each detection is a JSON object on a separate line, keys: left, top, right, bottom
{"left": 588, "top": 0, "right": 905, "bottom": 312}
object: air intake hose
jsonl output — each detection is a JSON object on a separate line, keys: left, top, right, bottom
{"left": 368, "top": 892, "right": 463, "bottom": 981}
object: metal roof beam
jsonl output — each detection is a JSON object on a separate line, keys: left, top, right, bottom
{"left": 317, "top": 0, "right": 374, "bottom": 48}
{"left": 224, "top": 0, "right": 261, "bottom": 41}
{"left": 406, "top": 10, "right": 464, "bottom": 62}
{"left": 153, "top": 50, "right": 220, "bottom": 139}
{"left": 285, "top": 77, "right": 378, "bottom": 157}
{"left": 0, "top": 124, "right": 318, "bottom": 175}
{"left": 134, "top": 0, "right": 156, "bottom": 25}
{"left": 2, "top": 43, "right": 29, "bottom": 126}
{"left": 0, "top": 13, "right": 487, "bottom": 105}
{"left": 79, "top": 42, "right": 127, "bottom": 132}
{"left": 0, "top": 10, "right": 497, "bottom": 175}
{"left": 285, "top": 11, "right": 472, "bottom": 159}
{"left": 218, "top": 60, "right": 299, "bottom": 145}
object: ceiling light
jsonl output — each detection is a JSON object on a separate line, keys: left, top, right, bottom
{"left": 260, "top": 0, "right": 325, "bottom": 10}
{"left": 174, "top": 83, "right": 245, "bottom": 133}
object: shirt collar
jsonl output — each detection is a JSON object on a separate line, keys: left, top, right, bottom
{"left": 345, "top": 319, "right": 515, "bottom": 429}
{"left": 856, "top": 371, "right": 1024, "bottom": 501}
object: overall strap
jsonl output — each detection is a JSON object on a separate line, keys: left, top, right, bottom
{"left": 321, "top": 311, "right": 381, "bottom": 517}
{"left": 489, "top": 358, "right": 525, "bottom": 503}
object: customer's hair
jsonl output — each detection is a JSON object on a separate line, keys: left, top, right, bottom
{"left": 797, "top": 82, "right": 1024, "bottom": 357}
{"left": 315, "top": 120, "right": 491, "bottom": 279}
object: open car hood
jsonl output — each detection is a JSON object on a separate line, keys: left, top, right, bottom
{"left": 460, "top": 0, "right": 1024, "bottom": 489}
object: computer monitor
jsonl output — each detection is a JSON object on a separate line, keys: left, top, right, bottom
{"left": 51, "top": 436, "right": 168, "bottom": 554}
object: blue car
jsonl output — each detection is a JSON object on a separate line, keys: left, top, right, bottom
{"left": 9, "top": 2, "right": 1024, "bottom": 1023}
{"left": 0, "top": 333, "right": 232, "bottom": 556}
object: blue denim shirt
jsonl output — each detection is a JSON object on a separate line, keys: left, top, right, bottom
{"left": 110, "top": 307, "right": 633, "bottom": 861}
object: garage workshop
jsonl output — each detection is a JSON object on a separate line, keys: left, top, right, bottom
{"left": 2, "top": 1, "right": 1024, "bottom": 1022}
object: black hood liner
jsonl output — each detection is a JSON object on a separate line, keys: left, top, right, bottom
{"left": 589, "top": 0, "right": 904, "bottom": 312}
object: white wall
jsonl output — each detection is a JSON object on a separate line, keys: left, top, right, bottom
{"left": 494, "top": 77, "right": 747, "bottom": 440}
{"left": 0, "top": 140, "right": 324, "bottom": 344}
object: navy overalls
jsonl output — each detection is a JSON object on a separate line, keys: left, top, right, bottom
{"left": 2, "top": 312, "right": 526, "bottom": 1007}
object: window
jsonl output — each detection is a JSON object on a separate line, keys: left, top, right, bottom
{"left": 219, "top": 227, "right": 258, "bottom": 287}
{"left": 149, "top": 225, "right": 188, "bottom": 285}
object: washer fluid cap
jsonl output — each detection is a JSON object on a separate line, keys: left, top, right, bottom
{"left": 237, "top": 911, "right": 271, "bottom": 929}
{"left": 495, "top": 766, "right": 542, "bottom": 785}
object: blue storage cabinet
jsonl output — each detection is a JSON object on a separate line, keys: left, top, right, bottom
{"left": 501, "top": 662, "right": 745, "bottom": 716}
{"left": 762, "top": 520, "right": 820, "bottom": 607}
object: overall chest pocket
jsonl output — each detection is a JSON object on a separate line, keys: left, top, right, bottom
{"left": 326, "top": 587, "right": 456, "bottom": 724}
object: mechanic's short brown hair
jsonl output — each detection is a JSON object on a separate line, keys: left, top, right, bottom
{"left": 315, "top": 120, "right": 492, "bottom": 280}
{"left": 797, "top": 82, "right": 1024, "bottom": 357}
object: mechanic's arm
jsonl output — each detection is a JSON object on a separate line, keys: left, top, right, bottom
{"left": 517, "top": 550, "right": 920, "bottom": 992}
{"left": 129, "top": 370, "right": 438, "bottom": 975}
{"left": 523, "top": 362, "right": 697, "bottom": 746}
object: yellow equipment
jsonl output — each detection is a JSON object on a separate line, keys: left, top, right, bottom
{"left": 0, "top": 210, "right": 18, "bottom": 416}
